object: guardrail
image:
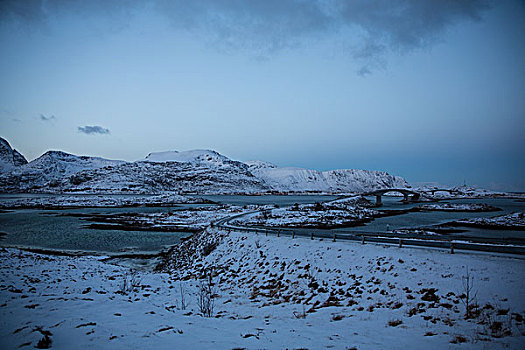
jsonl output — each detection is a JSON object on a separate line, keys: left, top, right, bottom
{"left": 216, "top": 222, "right": 525, "bottom": 256}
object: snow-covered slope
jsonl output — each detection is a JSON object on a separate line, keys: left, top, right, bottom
{"left": 247, "top": 161, "right": 409, "bottom": 193}
{"left": 0, "top": 137, "right": 27, "bottom": 172}
{"left": 144, "top": 150, "right": 233, "bottom": 167}
{"left": 0, "top": 150, "right": 124, "bottom": 192}
{"left": 52, "top": 160, "right": 267, "bottom": 194}
{"left": 38, "top": 149, "right": 267, "bottom": 194}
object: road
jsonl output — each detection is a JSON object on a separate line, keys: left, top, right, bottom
{"left": 214, "top": 208, "right": 525, "bottom": 256}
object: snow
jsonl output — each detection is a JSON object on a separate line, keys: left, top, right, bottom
{"left": 455, "top": 212, "right": 525, "bottom": 229}
{"left": 0, "top": 150, "right": 124, "bottom": 192}
{"left": 0, "top": 159, "right": 266, "bottom": 194}
{"left": 81, "top": 206, "right": 256, "bottom": 231}
{"left": 418, "top": 203, "right": 500, "bottom": 212}
{"left": 415, "top": 185, "right": 512, "bottom": 199}
{"left": 328, "top": 195, "right": 374, "bottom": 207}
{"left": 144, "top": 150, "right": 232, "bottom": 167}
{"left": 2, "top": 136, "right": 521, "bottom": 198}
{"left": 232, "top": 202, "right": 378, "bottom": 228}
{"left": 247, "top": 162, "right": 410, "bottom": 193}
{"left": 0, "top": 193, "right": 207, "bottom": 209}
{"left": 1, "top": 229, "right": 524, "bottom": 349}
{"left": 0, "top": 137, "right": 412, "bottom": 194}
{"left": 0, "top": 137, "right": 27, "bottom": 172}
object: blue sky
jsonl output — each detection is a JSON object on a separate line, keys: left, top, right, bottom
{"left": 1, "top": 0, "right": 524, "bottom": 191}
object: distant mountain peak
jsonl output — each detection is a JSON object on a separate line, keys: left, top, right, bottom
{"left": 143, "top": 149, "right": 231, "bottom": 165}
{"left": 40, "top": 150, "right": 77, "bottom": 158}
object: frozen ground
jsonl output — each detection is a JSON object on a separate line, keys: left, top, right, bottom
{"left": 1, "top": 229, "right": 524, "bottom": 349}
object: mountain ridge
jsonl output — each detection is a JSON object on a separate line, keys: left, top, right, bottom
{"left": 0, "top": 137, "right": 410, "bottom": 194}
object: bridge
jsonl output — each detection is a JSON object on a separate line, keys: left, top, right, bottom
{"left": 361, "top": 188, "right": 421, "bottom": 205}
{"left": 423, "top": 188, "right": 462, "bottom": 196}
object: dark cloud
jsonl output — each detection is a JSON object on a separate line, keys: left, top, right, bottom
{"left": 0, "top": 0, "right": 490, "bottom": 72}
{"left": 40, "top": 114, "right": 56, "bottom": 122}
{"left": 78, "top": 125, "right": 110, "bottom": 135}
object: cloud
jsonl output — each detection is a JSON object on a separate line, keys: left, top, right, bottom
{"left": 0, "top": 0, "right": 490, "bottom": 72}
{"left": 78, "top": 125, "right": 110, "bottom": 135}
{"left": 357, "top": 66, "right": 372, "bottom": 77}
{"left": 40, "top": 114, "right": 56, "bottom": 122}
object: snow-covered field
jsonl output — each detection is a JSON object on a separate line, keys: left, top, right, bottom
{"left": 418, "top": 186, "right": 522, "bottom": 200}
{"left": 1, "top": 229, "right": 524, "bottom": 349}
{"left": 231, "top": 200, "right": 378, "bottom": 228}
{"left": 82, "top": 206, "right": 256, "bottom": 231}
{"left": 454, "top": 212, "right": 525, "bottom": 229}
{"left": 0, "top": 194, "right": 209, "bottom": 209}
{"left": 418, "top": 203, "right": 500, "bottom": 212}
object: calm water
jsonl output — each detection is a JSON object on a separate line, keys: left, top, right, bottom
{"left": 0, "top": 203, "right": 208, "bottom": 255}
{"left": 0, "top": 194, "right": 523, "bottom": 254}
{"left": 0, "top": 194, "right": 336, "bottom": 254}
{"left": 200, "top": 194, "right": 339, "bottom": 206}
{"left": 336, "top": 197, "right": 524, "bottom": 240}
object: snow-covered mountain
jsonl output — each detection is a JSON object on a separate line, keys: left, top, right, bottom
{"left": 144, "top": 150, "right": 233, "bottom": 167}
{"left": 51, "top": 159, "right": 267, "bottom": 194}
{"left": 0, "top": 137, "right": 27, "bottom": 171}
{"left": 0, "top": 148, "right": 124, "bottom": 192}
{"left": 0, "top": 137, "right": 409, "bottom": 194}
{"left": 246, "top": 161, "right": 408, "bottom": 193}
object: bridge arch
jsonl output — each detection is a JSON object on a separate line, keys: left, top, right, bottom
{"left": 361, "top": 188, "right": 421, "bottom": 206}
{"left": 425, "top": 189, "right": 461, "bottom": 195}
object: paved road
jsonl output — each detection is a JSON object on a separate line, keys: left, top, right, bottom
{"left": 215, "top": 209, "right": 525, "bottom": 256}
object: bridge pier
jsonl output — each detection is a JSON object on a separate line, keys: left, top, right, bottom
{"left": 351, "top": 188, "right": 422, "bottom": 206}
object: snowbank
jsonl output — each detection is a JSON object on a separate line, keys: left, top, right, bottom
{"left": 454, "top": 212, "right": 525, "bottom": 229}
{"left": 2, "top": 229, "right": 524, "bottom": 349}
{"left": 418, "top": 203, "right": 500, "bottom": 212}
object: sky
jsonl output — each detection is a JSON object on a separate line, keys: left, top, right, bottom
{"left": 0, "top": 0, "right": 524, "bottom": 191}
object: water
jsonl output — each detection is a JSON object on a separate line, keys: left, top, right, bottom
{"left": 200, "top": 194, "right": 339, "bottom": 206}
{"left": 336, "top": 197, "right": 524, "bottom": 240}
{"left": 0, "top": 204, "right": 207, "bottom": 255}
{"left": 0, "top": 194, "right": 523, "bottom": 254}
{"left": 202, "top": 195, "right": 525, "bottom": 241}
{"left": 0, "top": 195, "right": 336, "bottom": 254}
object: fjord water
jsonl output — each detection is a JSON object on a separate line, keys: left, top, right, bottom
{"left": 204, "top": 195, "right": 525, "bottom": 241}
{"left": 0, "top": 206, "right": 193, "bottom": 255}
{"left": 339, "top": 197, "right": 525, "bottom": 240}
{"left": 0, "top": 194, "right": 523, "bottom": 254}
{"left": 0, "top": 195, "right": 337, "bottom": 254}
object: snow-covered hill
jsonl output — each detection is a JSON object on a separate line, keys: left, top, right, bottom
{"left": 52, "top": 160, "right": 267, "bottom": 194}
{"left": 0, "top": 137, "right": 27, "bottom": 172}
{"left": 0, "top": 137, "right": 409, "bottom": 194}
{"left": 247, "top": 161, "right": 409, "bottom": 193}
{"left": 144, "top": 150, "right": 234, "bottom": 167}
{"left": 0, "top": 149, "right": 124, "bottom": 192}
